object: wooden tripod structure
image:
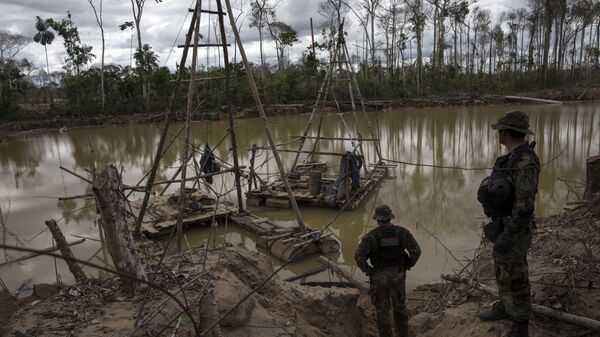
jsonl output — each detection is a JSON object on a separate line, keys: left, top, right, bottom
{"left": 133, "top": 0, "right": 312, "bottom": 251}
{"left": 290, "top": 17, "right": 383, "bottom": 174}
{"left": 244, "top": 15, "right": 388, "bottom": 211}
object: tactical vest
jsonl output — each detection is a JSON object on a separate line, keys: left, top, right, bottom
{"left": 477, "top": 142, "right": 536, "bottom": 218}
{"left": 369, "top": 225, "right": 407, "bottom": 269}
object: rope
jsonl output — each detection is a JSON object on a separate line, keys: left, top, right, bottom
{"left": 163, "top": 0, "right": 196, "bottom": 67}
{"left": 382, "top": 146, "right": 566, "bottom": 171}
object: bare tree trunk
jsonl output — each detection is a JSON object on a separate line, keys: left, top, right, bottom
{"left": 45, "top": 219, "right": 87, "bottom": 283}
{"left": 93, "top": 165, "right": 147, "bottom": 293}
{"left": 130, "top": 0, "right": 149, "bottom": 112}
{"left": 88, "top": 0, "right": 105, "bottom": 112}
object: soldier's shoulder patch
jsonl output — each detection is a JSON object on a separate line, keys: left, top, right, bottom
{"left": 515, "top": 155, "right": 532, "bottom": 169}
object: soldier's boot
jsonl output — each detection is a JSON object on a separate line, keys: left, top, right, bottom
{"left": 479, "top": 302, "right": 509, "bottom": 322}
{"left": 394, "top": 320, "right": 408, "bottom": 337}
{"left": 506, "top": 320, "right": 529, "bottom": 337}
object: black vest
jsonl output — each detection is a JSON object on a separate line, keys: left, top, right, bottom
{"left": 477, "top": 143, "right": 536, "bottom": 218}
{"left": 369, "top": 225, "right": 406, "bottom": 268}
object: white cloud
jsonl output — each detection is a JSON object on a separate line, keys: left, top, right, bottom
{"left": 1, "top": 0, "right": 523, "bottom": 72}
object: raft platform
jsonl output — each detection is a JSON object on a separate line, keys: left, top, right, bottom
{"left": 128, "top": 190, "right": 340, "bottom": 262}
{"left": 246, "top": 162, "right": 388, "bottom": 210}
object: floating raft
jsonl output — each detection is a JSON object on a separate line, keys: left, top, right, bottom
{"left": 128, "top": 190, "right": 233, "bottom": 238}
{"left": 246, "top": 162, "right": 388, "bottom": 210}
{"left": 128, "top": 190, "right": 340, "bottom": 262}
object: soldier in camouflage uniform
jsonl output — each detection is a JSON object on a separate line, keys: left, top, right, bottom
{"left": 478, "top": 111, "right": 540, "bottom": 337}
{"left": 355, "top": 205, "right": 421, "bottom": 337}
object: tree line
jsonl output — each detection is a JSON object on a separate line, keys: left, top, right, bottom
{"left": 0, "top": 0, "right": 599, "bottom": 120}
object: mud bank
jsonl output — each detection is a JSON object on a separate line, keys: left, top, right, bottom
{"left": 3, "top": 198, "right": 600, "bottom": 337}
{"left": 409, "top": 195, "right": 600, "bottom": 337}
{"left": 3, "top": 87, "right": 597, "bottom": 143}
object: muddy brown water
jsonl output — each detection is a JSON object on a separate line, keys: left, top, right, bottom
{"left": 1, "top": 103, "right": 598, "bottom": 292}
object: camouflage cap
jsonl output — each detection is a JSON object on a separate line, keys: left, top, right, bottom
{"left": 491, "top": 110, "right": 534, "bottom": 135}
{"left": 372, "top": 204, "right": 395, "bottom": 221}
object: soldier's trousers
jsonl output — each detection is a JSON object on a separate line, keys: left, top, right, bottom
{"left": 370, "top": 269, "right": 409, "bottom": 337}
{"left": 493, "top": 229, "right": 532, "bottom": 321}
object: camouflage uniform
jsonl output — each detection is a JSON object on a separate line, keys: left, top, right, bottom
{"left": 480, "top": 111, "right": 540, "bottom": 335}
{"left": 355, "top": 205, "right": 421, "bottom": 337}
{"left": 494, "top": 142, "right": 539, "bottom": 321}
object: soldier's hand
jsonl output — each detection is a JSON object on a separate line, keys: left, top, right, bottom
{"left": 493, "top": 234, "right": 513, "bottom": 254}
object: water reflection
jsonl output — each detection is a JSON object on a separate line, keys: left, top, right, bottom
{"left": 0, "top": 103, "right": 598, "bottom": 291}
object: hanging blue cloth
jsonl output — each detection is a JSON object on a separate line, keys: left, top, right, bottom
{"left": 328, "top": 151, "right": 362, "bottom": 204}
{"left": 350, "top": 152, "right": 362, "bottom": 189}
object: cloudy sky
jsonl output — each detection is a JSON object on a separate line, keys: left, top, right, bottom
{"left": 1, "top": 0, "right": 525, "bottom": 73}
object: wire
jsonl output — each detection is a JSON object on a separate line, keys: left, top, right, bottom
{"left": 163, "top": 0, "right": 196, "bottom": 67}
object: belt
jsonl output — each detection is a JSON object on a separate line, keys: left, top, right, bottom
{"left": 375, "top": 266, "right": 404, "bottom": 272}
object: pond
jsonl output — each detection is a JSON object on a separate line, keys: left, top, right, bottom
{"left": 0, "top": 102, "right": 598, "bottom": 291}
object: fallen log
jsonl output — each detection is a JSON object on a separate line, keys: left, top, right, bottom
{"left": 317, "top": 256, "right": 369, "bottom": 292}
{"left": 0, "top": 239, "right": 85, "bottom": 267}
{"left": 441, "top": 274, "right": 600, "bottom": 331}
{"left": 45, "top": 220, "right": 87, "bottom": 283}
{"left": 504, "top": 95, "right": 562, "bottom": 104}
{"left": 93, "top": 165, "right": 148, "bottom": 293}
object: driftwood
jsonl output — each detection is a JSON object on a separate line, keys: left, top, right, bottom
{"left": 584, "top": 156, "right": 600, "bottom": 200}
{"left": 0, "top": 238, "right": 85, "bottom": 267}
{"left": 441, "top": 274, "right": 600, "bottom": 331}
{"left": 92, "top": 165, "right": 147, "bottom": 293}
{"left": 44, "top": 220, "right": 87, "bottom": 283}
{"left": 317, "top": 256, "right": 369, "bottom": 292}
{"left": 504, "top": 95, "right": 563, "bottom": 104}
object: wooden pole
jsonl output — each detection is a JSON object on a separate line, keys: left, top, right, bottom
{"left": 342, "top": 39, "right": 383, "bottom": 162}
{"left": 217, "top": 0, "right": 245, "bottom": 214}
{"left": 442, "top": 274, "right": 600, "bottom": 331}
{"left": 291, "top": 64, "right": 333, "bottom": 171}
{"left": 310, "top": 18, "right": 316, "bottom": 58}
{"left": 134, "top": 6, "right": 199, "bottom": 238}
{"left": 175, "top": 0, "right": 202, "bottom": 251}
{"left": 277, "top": 149, "right": 365, "bottom": 157}
{"left": 44, "top": 220, "right": 87, "bottom": 283}
{"left": 93, "top": 165, "right": 147, "bottom": 293}
{"left": 249, "top": 144, "right": 258, "bottom": 190}
{"left": 0, "top": 238, "right": 85, "bottom": 267}
{"left": 503, "top": 95, "right": 563, "bottom": 104}
{"left": 223, "top": 0, "right": 306, "bottom": 231}
{"left": 317, "top": 256, "right": 369, "bottom": 292}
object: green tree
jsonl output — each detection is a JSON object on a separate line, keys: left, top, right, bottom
{"left": 267, "top": 21, "right": 298, "bottom": 71}
{"left": 33, "top": 16, "right": 55, "bottom": 108}
{"left": 47, "top": 12, "right": 95, "bottom": 75}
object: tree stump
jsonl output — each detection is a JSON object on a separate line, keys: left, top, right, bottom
{"left": 44, "top": 219, "right": 87, "bottom": 283}
{"left": 92, "top": 165, "right": 147, "bottom": 293}
{"left": 585, "top": 156, "right": 600, "bottom": 200}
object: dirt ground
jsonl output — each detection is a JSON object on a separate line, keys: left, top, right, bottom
{"left": 3, "top": 197, "right": 600, "bottom": 337}
{"left": 407, "top": 195, "right": 600, "bottom": 337}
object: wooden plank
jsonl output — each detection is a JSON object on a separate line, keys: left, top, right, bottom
{"left": 504, "top": 95, "right": 562, "bottom": 104}
{"left": 188, "top": 8, "right": 227, "bottom": 15}
{"left": 177, "top": 43, "right": 231, "bottom": 48}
